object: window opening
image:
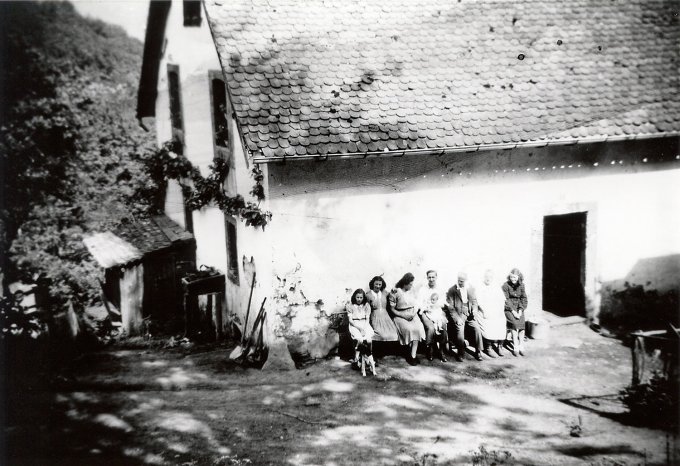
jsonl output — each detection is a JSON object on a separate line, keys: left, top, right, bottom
{"left": 183, "top": 0, "right": 202, "bottom": 27}
{"left": 226, "top": 219, "right": 239, "bottom": 284}
{"left": 167, "top": 64, "right": 184, "bottom": 148}
{"left": 211, "top": 77, "right": 229, "bottom": 149}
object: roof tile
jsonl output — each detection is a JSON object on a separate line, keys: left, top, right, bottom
{"left": 205, "top": 0, "right": 680, "bottom": 158}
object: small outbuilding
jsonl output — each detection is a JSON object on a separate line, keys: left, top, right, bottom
{"left": 83, "top": 215, "right": 195, "bottom": 335}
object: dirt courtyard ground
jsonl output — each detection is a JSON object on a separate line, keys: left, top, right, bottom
{"left": 5, "top": 314, "right": 678, "bottom": 465}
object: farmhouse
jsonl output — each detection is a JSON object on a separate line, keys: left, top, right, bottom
{"left": 137, "top": 0, "right": 680, "bottom": 356}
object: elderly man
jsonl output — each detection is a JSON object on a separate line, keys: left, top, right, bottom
{"left": 445, "top": 272, "right": 483, "bottom": 361}
{"left": 417, "top": 270, "right": 448, "bottom": 362}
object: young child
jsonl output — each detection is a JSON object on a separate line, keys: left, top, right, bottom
{"left": 346, "top": 289, "right": 376, "bottom": 376}
{"left": 422, "top": 292, "right": 449, "bottom": 361}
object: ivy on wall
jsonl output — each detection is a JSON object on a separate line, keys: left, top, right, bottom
{"left": 146, "top": 141, "right": 272, "bottom": 229}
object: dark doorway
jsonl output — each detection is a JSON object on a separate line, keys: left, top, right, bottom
{"left": 543, "top": 212, "right": 587, "bottom": 316}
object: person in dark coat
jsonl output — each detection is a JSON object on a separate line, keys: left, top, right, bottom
{"left": 502, "top": 268, "right": 528, "bottom": 356}
{"left": 445, "top": 272, "right": 483, "bottom": 361}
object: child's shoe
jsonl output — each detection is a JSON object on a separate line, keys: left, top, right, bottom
{"left": 438, "top": 345, "right": 448, "bottom": 362}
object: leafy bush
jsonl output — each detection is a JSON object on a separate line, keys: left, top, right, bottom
{"left": 9, "top": 199, "right": 104, "bottom": 307}
{"left": 1, "top": 1, "right": 156, "bottom": 310}
{"left": 0, "top": 291, "right": 46, "bottom": 341}
{"left": 620, "top": 371, "right": 679, "bottom": 430}
{"left": 1, "top": 290, "right": 50, "bottom": 407}
{"left": 600, "top": 283, "right": 679, "bottom": 336}
{"left": 470, "top": 445, "right": 515, "bottom": 466}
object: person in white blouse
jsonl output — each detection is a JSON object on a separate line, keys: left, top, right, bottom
{"left": 476, "top": 269, "right": 508, "bottom": 357}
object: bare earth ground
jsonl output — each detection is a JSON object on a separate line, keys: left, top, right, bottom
{"left": 5, "top": 315, "right": 678, "bottom": 465}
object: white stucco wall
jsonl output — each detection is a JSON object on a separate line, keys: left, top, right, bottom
{"left": 153, "top": 0, "right": 273, "bottom": 337}
{"left": 150, "top": 1, "right": 678, "bottom": 338}
{"left": 266, "top": 139, "right": 680, "bottom": 324}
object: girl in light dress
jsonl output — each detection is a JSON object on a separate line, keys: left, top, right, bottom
{"left": 366, "top": 276, "right": 399, "bottom": 343}
{"left": 346, "top": 288, "right": 376, "bottom": 373}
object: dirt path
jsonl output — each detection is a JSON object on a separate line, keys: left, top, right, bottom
{"left": 5, "top": 317, "right": 677, "bottom": 465}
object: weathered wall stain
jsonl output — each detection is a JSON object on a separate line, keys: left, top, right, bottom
{"left": 271, "top": 264, "right": 338, "bottom": 364}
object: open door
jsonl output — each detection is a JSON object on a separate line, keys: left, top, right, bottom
{"left": 543, "top": 212, "right": 587, "bottom": 316}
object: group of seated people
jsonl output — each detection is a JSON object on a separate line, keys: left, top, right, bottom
{"left": 345, "top": 268, "right": 529, "bottom": 369}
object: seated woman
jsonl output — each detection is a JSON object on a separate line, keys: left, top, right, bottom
{"left": 503, "top": 268, "right": 528, "bottom": 356}
{"left": 346, "top": 289, "right": 376, "bottom": 371}
{"left": 366, "top": 276, "right": 399, "bottom": 346}
{"left": 388, "top": 272, "right": 425, "bottom": 365}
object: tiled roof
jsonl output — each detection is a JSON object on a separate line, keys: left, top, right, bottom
{"left": 204, "top": 0, "right": 680, "bottom": 160}
{"left": 114, "top": 217, "right": 173, "bottom": 257}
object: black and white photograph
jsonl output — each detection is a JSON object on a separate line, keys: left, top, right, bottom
{"left": 1, "top": 0, "right": 679, "bottom": 464}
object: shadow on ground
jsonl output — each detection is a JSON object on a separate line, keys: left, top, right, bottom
{"left": 4, "top": 321, "right": 678, "bottom": 465}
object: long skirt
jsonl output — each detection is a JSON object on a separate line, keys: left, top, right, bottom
{"left": 370, "top": 308, "right": 399, "bottom": 341}
{"left": 478, "top": 307, "right": 507, "bottom": 340}
{"left": 393, "top": 316, "right": 425, "bottom": 345}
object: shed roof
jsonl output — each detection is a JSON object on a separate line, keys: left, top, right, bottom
{"left": 83, "top": 216, "right": 194, "bottom": 269}
{"left": 203, "top": 0, "right": 680, "bottom": 161}
{"left": 83, "top": 232, "right": 143, "bottom": 269}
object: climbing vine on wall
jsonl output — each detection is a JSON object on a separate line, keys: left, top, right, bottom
{"left": 250, "top": 165, "right": 265, "bottom": 202}
{"left": 145, "top": 140, "right": 272, "bottom": 229}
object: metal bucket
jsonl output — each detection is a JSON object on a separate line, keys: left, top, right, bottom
{"left": 526, "top": 320, "right": 549, "bottom": 339}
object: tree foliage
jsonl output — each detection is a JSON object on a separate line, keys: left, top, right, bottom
{"left": 620, "top": 371, "right": 679, "bottom": 430}
{"left": 142, "top": 141, "right": 272, "bottom": 229}
{"left": 0, "top": 1, "right": 156, "bottom": 308}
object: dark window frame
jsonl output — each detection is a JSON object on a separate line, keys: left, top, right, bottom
{"left": 167, "top": 64, "right": 185, "bottom": 150}
{"left": 183, "top": 195, "right": 194, "bottom": 234}
{"left": 225, "top": 217, "right": 239, "bottom": 284}
{"left": 167, "top": 64, "right": 192, "bottom": 232}
{"left": 208, "top": 70, "right": 230, "bottom": 159}
{"left": 183, "top": 0, "right": 202, "bottom": 27}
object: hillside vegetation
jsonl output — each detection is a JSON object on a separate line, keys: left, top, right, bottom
{"left": 0, "top": 1, "right": 155, "bottom": 308}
